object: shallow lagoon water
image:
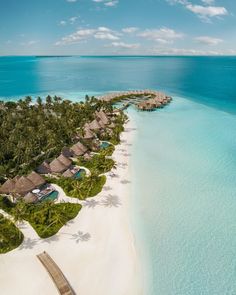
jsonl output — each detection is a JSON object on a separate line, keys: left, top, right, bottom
{"left": 129, "top": 97, "right": 236, "bottom": 294}
{"left": 1, "top": 56, "right": 236, "bottom": 294}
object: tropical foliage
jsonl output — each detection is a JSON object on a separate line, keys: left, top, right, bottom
{"left": 25, "top": 202, "right": 82, "bottom": 238}
{"left": 0, "top": 214, "right": 24, "bottom": 253}
{"left": 77, "top": 154, "right": 115, "bottom": 175}
{"left": 47, "top": 175, "right": 106, "bottom": 200}
{"left": 0, "top": 95, "right": 112, "bottom": 180}
{"left": 0, "top": 196, "right": 81, "bottom": 239}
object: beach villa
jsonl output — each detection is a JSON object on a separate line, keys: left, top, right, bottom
{"left": 0, "top": 171, "right": 58, "bottom": 203}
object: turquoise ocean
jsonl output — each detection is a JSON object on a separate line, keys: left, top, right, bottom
{"left": 1, "top": 56, "right": 236, "bottom": 294}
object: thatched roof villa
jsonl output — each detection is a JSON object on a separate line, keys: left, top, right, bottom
{"left": 0, "top": 179, "right": 17, "bottom": 195}
{"left": 62, "top": 169, "right": 74, "bottom": 178}
{"left": 95, "top": 110, "right": 109, "bottom": 125}
{"left": 36, "top": 161, "right": 51, "bottom": 174}
{"left": 71, "top": 141, "right": 88, "bottom": 157}
{"left": 88, "top": 119, "right": 102, "bottom": 130}
{"left": 23, "top": 192, "right": 38, "bottom": 203}
{"left": 49, "top": 154, "right": 72, "bottom": 174}
{"left": 83, "top": 127, "right": 95, "bottom": 140}
{"left": 0, "top": 171, "right": 46, "bottom": 197}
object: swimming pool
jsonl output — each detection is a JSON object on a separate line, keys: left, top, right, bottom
{"left": 100, "top": 141, "right": 110, "bottom": 149}
{"left": 74, "top": 169, "right": 86, "bottom": 179}
{"left": 41, "top": 191, "right": 59, "bottom": 202}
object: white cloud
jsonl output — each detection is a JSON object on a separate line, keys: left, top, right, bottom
{"left": 201, "top": 0, "right": 215, "bottom": 4}
{"left": 166, "top": 0, "right": 228, "bottom": 21}
{"left": 66, "top": 0, "right": 77, "bottom": 2}
{"left": 92, "top": 0, "right": 118, "bottom": 7}
{"left": 69, "top": 16, "right": 78, "bottom": 24}
{"left": 59, "top": 16, "right": 78, "bottom": 26}
{"left": 21, "top": 40, "right": 39, "bottom": 46}
{"left": 122, "top": 27, "right": 139, "bottom": 33}
{"left": 186, "top": 4, "right": 228, "bottom": 19}
{"left": 60, "top": 20, "right": 67, "bottom": 26}
{"left": 55, "top": 27, "right": 120, "bottom": 45}
{"left": 110, "top": 42, "right": 140, "bottom": 49}
{"left": 138, "top": 27, "right": 184, "bottom": 44}
{"left": 94, "top": 32, "right": 119, "bottom": 40}
{"left": 195, "top": 36, "right": 223, "bottom": 45}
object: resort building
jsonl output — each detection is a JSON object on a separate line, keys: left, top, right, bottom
{"left": 49, "top": 154, "right": 72, "bottom": 174}
{"left": 71, "top": 141, "right": 88, "bottom": 157}
{"left": 0, "top": 171, "right": 53, "bottom": 203}
{"left": 36, "top": 161, "right": 51, "bottom": 174}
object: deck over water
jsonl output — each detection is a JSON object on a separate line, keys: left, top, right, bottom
{"left": 37, "top": 251, "right": 75, "bottom": 295}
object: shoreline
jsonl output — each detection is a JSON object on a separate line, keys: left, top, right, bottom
{"left": 0, "top": 117, "right": 142, "bottom": 295}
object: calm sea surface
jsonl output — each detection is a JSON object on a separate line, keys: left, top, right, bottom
{"left": 1, "top": 56, "right": 236, "bottom": 294}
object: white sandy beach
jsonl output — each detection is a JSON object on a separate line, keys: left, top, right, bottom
{"left": 0, "top": 119, "right": 142, "bottom": 295}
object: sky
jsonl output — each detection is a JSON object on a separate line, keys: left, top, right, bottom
{"left": 0, "top": 0, "right": 235, "bottom": 55}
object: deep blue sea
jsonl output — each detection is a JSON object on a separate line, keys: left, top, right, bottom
{"left": 1, "top": 56, "right": 236, "bottom": 295}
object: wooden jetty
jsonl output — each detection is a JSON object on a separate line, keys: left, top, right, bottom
{"left": 37, "top": 251, "right": 75, "bottom": 295}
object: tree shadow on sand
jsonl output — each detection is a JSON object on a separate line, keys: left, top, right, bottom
{"left": 109, "top": 172, "right": 120, "bottom": 179}
{"left": 120, "top": 179, "right": 131, "bottom": 184}
{"left": 70, "top": 231, "right": 91, "bottom": 243}
{"left": 82, "top": 199, "right": 99, "bottom": 209}
{"left": 18, "top": 237, "right": 38, "bottom": 250}
{"left": 103, "top": 185, "right": 112, "bottom": 191}
{"left": 100, "top": 195, "right": 121, "bottom": 208}
{"left": 122, "top": 153, "right": 131, "bottom": 157}
{"left": 41, "top": 235, "right": 60, "bottom": 244}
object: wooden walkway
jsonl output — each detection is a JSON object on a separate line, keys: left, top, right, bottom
{"left": 37, "top": 251, "right": 75, "bottom": 295}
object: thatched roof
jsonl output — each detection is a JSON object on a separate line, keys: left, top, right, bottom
{"left": 88, "top": 119, "right": 101, "bottom": 130}
{"left": 50, "top": 158, "right": 67, "bottom": 173}
{"left": 27, "top": 171, "right": 46, "bottom": 187}
{"left": 62, "top": 169, "right": 74, "bottom": 178}
{"left": 23, "top": 192, "right": 38, "bottom": 203}
{"left": 14, "top": 176, "right": 36, "bottom": 195}
{"left": 36, "top": 161, "right": 51, "bottom": 174}
{"left": 71, "top": 141, "right": 87, "bottom": 156}
{"left": 61, "top": 147, "right": 73, "bottom": 158}
{"left": 83, "top": 128, "right": 95, "bottom": 139}
{"left": 76, "top": 142, "right": 88, "bottom": 153}
{"left": 96, "top": 110, "right": 109, "bottom": 125}
{"left": 57, "top": 154, "right": 72, "bottom": 167}
{"left": 0, "top": 179, "right": 16, "bottom": 194}
{"left": 97, "top": 119, "right": 105, "bottom": 129}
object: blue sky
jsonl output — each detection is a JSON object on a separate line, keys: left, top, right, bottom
{"left": 0, "top": 0, "right": 235, "bottom": 55}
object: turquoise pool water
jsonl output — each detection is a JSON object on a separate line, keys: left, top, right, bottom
{"left": 100, "top": 141, "right": 110, "bottom": 149}
{"left": 74, "top": 169, "right": 86, "bottom": 179}
{"left": 41, "top": 191, "right": 59, "bottom": 202}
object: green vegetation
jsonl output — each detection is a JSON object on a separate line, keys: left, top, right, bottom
{"left": 0, "top": 95, "right": 112, "bottom": 179}
{"left": 100, "top": 144, "right": 115, "bottom": 156}
{"left": 0, "top": 214, "right": 24, "bottom": 253}
{"left": 0, "top": 196, "right": 81, "bottom": 239}
{"left": 24, "top": 202, "right": 82, "bottom": 238}
{"left": 47, "top": 175, "right": 106, "bottom": 200}
{"left": 78, "top": 154, "right": 115, "bottom": 175}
